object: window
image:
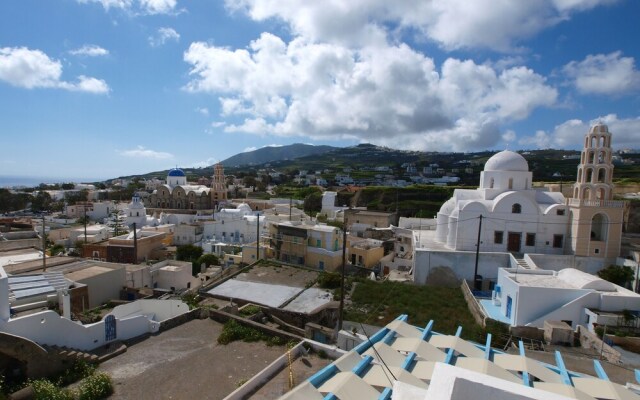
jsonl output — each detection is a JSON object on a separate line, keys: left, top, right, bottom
{"left": 494, "top": 231, "right": 504, "bottom": 244}
{"left": 525, "top": 233, "right": 536, "bottom": 247}
{"left": 512, "top": 203, "right": 522, "bottom": 214}
{"left": 508, "top": 178, "right": 513, "bottom": 189}
{"left": 553, "top": 234, "right": 563, "bottom": 248}
{"left": 316, "top": 239, "right": 321, "bottom": 247}
{"left": 556, "top": 209, "right": 565, "bottom": 216}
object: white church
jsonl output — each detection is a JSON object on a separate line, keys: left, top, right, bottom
{"left": 415, "top": 123, "right": 625, "bottom": 284}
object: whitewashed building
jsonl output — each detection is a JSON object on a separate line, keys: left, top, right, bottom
{"left": 491, "top": 267, "right": 640, "bottom": 330}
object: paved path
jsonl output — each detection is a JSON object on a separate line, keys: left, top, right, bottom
{"left": 99, "top": 319, "right": 288, "bottom": 399}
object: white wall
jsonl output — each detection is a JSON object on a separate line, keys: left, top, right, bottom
{"left": 414, "top": 250, "right": 511, "bottom": 284}
{"left": 0, "top": 299, "right": 189, "bottom": 351}
{"left": 526, "top": 254, "right": 605, "bottom": 274}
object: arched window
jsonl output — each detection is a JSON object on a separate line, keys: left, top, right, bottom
{"left": 585, "top": 168, "right": 593, "bottom": 183}
{"left": 577, "top": 168, "right": 582, "bottom": 183}
{"left": 573, "top": 187, "right": 579, "bottom": 198}
{"left": 591, "top": 213, "right": 608, "bottom": 241}
{"left": 597, "top": 168, "right": 606, "bottom": 183}
{"left": 512, "top": 203, "right": 522, "bottom": 214}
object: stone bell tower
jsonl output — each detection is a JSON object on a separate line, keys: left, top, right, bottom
{"left": 568, "top": 123, "right": 624, "bottom": 260}
{"left": 211, "top": 163, "right": 228, "bottom": 210}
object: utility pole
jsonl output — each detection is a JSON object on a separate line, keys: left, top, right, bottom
{"left": 473, "top": 215, "right": 483, "bottom": 290}
{"left": 338, "top": 224, "right": 347, "bottom": 332}
{"left": 42, "top": 214, "right": 46, "bottom": 272}
{"left": 256, "top": 212, "right": 260, "bottom": 262}
{"left": 83, "top": 206, "right": 87, "bottom": 244}
{"left": 289, "top": 197, "right": 292, "bottom": 221}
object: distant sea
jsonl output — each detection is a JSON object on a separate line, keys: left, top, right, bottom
{"left": 0, "top": 175, "right": 104, "bottom": 188}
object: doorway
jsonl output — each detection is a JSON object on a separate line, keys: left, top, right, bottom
{"left": 507, "top": 232, "right": 521, "bottom": 252}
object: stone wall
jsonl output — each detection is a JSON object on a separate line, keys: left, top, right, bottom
{"left": 158, "top": 307, "right": 203, "bottom": 333}
{"left": 576, "top": 325, "right": 621, "bottom": 363}
{"left": 208, "top": 309, "right": 304, "bottom": 342}
{"left": 461, "top": 280, "right": 486, "bottom": 327}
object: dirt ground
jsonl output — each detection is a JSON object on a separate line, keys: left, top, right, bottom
{"left": 236, "top": 263, "right": 320, "bottom": 288}
{"left": 249, "top": 353, "right": 331, "bottom": 399}
{"left": 98, "top": 319, "right": 290, "bottom": 399}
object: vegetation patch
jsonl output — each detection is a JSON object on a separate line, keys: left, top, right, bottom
{"left": 345, "top": 280, "right": 486, "bottom": 341}
{"left": 218, "top": 319, "right": 288, "bottom": 346}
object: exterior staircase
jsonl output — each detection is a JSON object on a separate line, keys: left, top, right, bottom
{"left": 515, "top": 257, "right": 530, "bottom": 269}
{"left": 43, "top": 345, "right": 100, "bottom": 364}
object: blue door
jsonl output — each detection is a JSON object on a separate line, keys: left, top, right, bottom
{"left": 506, "top": 296, "right": 512, "bottom": 319}
{"left": 105, "top": 315, "right": 117, "bottom": 341}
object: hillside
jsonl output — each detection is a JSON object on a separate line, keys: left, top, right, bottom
{"left": 221, "top": 143, "right": 337, "bottom": 167}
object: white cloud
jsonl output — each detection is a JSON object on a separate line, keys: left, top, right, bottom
{"left": 243, "top": 146, "right": 257, "bottom": 152}
{"left": 119, "top": 146, "right": 173, "bottom": 159}
{"left": 210, "top": 121, "right": 226, "bottom": 127}
{"left": 76, "top": 0, "right": 177, "bottom": 14}
{"left": 225, "top": 0, "right": 615, "bottom": 51}
{"left": 69, "top": 45, "right": 110, "bottom": 57}
{"left": 563, "top": 52, "right": 640, "bottom": 95}
{"left": 183, "top": 33, "right": 557, "bottom": 151}
{"left": 195, "top": 107, "right": 209, "bottom": 116}
{"left": 76, "top": 0, "right": 133, "bottom": 11}
{"left": 149, "top": 27, "right": 180, "bottom": 47}
{"left": 0, "top": 47, "right": 110, "bottom": 94}
{"left": 518, "top": 114, "right": 640, "bottom": 149}
{"left": 139, "top": 0, "right": 177, "bottom": 14}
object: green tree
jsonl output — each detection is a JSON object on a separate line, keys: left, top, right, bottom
{"left": 598, "top": 265, "right": 635, "bottom": 287}
{"left": 197, "top": 253, "right": 219, "bottom": 267}
{"left": 64, "top": 189, "right": 89, "bottom": 205}
{"left": 49, "top": 244, "right": 65, "bottom": 256}
{"left": 177, "top": 244, "right": 204, "bottom": 276}
{"left": 31, "top": 191, "right": 53, "bottom": 212}
{"left": 303, "top": 191, "right": 323, "bottom": 214}
{"left": 61, "top": 183, "right": 75, "bottom": 190}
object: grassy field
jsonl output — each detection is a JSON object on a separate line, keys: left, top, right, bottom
{"left": 344, "top": 280, "right": 489, "bottom": 342}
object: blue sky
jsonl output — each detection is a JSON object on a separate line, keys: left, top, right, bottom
{"left": 1, "top": 0, "right": 639, "bottom": 181}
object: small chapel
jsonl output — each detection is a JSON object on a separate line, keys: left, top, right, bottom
{"left": 434, "top": 123, "right": 624, "bottom": 262}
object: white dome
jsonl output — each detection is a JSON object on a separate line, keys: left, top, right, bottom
{"left": 484, "top": 150, "right": 529, "bottom": 172}
{"left": 237, "top": 203, "right": 252, "bottom": 212}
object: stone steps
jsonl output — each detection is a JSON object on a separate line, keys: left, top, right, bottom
{"left": 44, "top": 345, "right": 99, "bottom": 363}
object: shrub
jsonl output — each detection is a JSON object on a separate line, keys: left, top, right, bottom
{"left": 218, "top": 320, "right": 267, "bottom": 344}
{"left": 77, "top": 372, "right": 113, "bottom": 400}
{"left": 317, "top": 272, "right": 341, "bottom": 289}
{"left": 239, "top": 305, "right": 261, "bottom": 316}
{"left": 31, "top": 379, "right": 73, "bottom": 400}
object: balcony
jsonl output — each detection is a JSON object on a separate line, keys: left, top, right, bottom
{"left": 568, "top": 199, "right": 624, "bottom": 208}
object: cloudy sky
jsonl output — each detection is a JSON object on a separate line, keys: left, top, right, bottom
{"left": 1, "top": 0, "right": 639, "bottom": 181}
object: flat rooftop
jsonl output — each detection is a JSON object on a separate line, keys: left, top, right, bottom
{"left": 65, "top": 265, "right": 116, "bottom": 281}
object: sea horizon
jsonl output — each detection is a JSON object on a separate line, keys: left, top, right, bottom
{"left": 0, "top": 175, "right": 106, "bottom": 189}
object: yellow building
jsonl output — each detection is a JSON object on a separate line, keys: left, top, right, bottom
{"left": 269, "top": 222, "right": 343, "bottom": 271}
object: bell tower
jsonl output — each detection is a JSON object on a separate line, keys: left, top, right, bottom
{"left": 211, "top": 163, "right": 228, "bottom": 210}
{"left": 568, "top": 123, "right": 624, "bottom": 260}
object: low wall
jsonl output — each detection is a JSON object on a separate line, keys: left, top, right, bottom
{"left": 158, "top": 307, "right": 203, "bottom": 333}
{"left": 510, "top": 326, "right": 545, "bottom": 341}
{"left": 526, "top": 254, "right": 605, "bottom": 275}
{"left": 208, "top": 309, "right": 304, "bottom": 343}
{"left": 461, "top": 280, "right": 486, "bottom": 327}
{"left": 576, "top": 325, "right": 621, "bottom": 363}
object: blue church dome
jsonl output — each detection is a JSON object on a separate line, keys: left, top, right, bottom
{"left": 168, "top": 168, "right": 186, "bottom": 177}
